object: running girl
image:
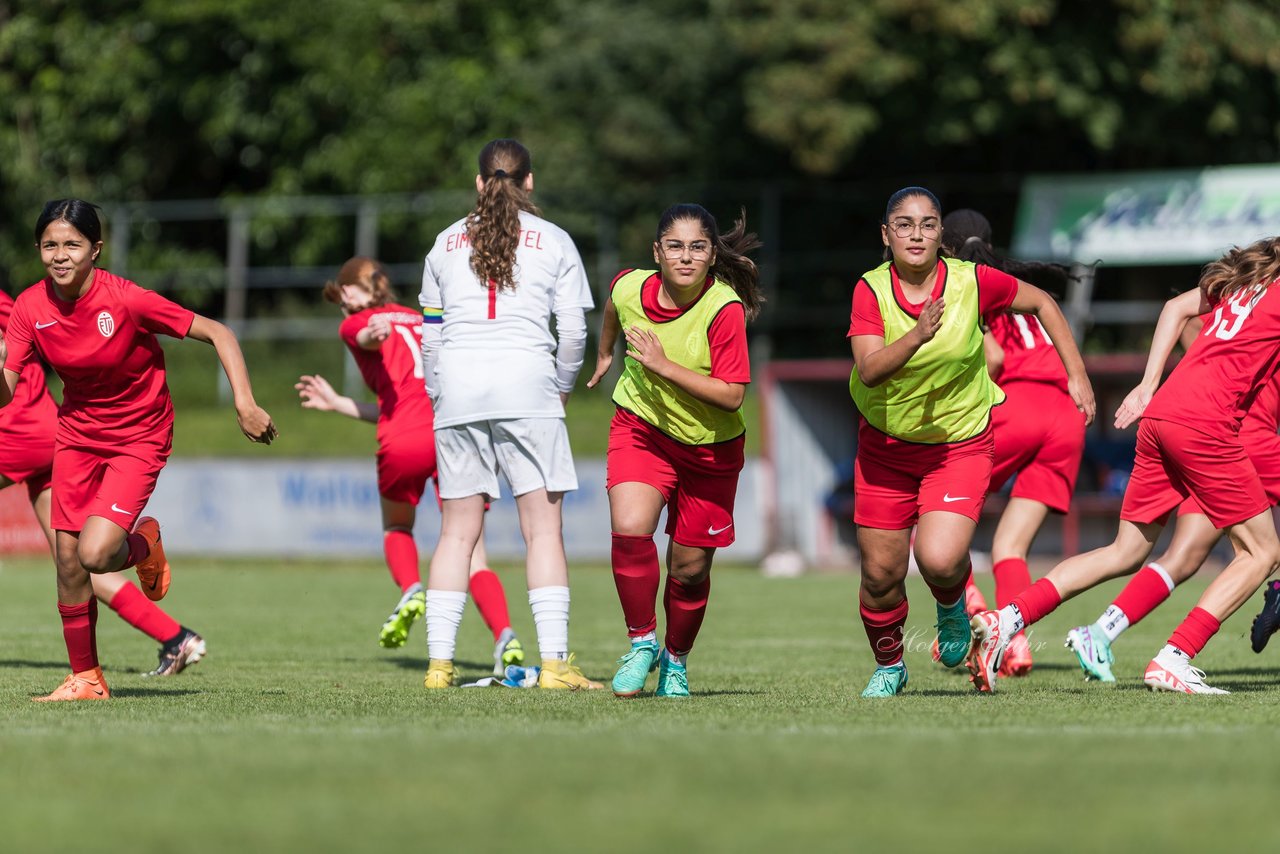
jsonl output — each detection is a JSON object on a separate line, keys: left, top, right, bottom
{"left": 0, "top": 199, "right": 275, "bottom": 701}
{"left": 586, "top": 203, "right": 761, "bottom": 698}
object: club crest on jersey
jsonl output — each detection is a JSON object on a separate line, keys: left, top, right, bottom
{"left": 97, "top": 311, "right": 115, "bottom": 338}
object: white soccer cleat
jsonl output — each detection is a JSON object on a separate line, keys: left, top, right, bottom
{"left": 966, "top": 610, "right": 1008, "bottom": 693}
{"left": 1143, "top": 645, "right": 1229, "bottom": 695}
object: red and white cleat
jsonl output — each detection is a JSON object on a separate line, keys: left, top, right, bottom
{"left": 967, "top": 610, "right": 1008, "bottom": 693}
{"left": 999, "top": 632, "right": 1034, "bottom": 677}
{"left": 1143, "top": 645, "right": 1229, "bottom": 695}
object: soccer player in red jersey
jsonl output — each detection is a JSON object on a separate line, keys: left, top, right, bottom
{"left": 0, "top": 289, "right": 207, "bottom": 678}
{"left": 849, "top": 188, "right": 1093, "bottom": 698}
{"left": 295, "top": 256, "right": 523, "bottom": 675}
{"left": 0, "top": 199, "right": 276, "bottom": 702}
{"left": 586, "top": 204, "right": 762, "bottom": 698}
{"left": 937, "top": 210, "right": 1088, "bottom": 677}
{"left": 968, "top": 236, "right": 1280, "bottom": 694}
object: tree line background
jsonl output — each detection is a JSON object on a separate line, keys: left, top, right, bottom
{"left": 3, "top": 0, "right": 1279, "bottom": 358}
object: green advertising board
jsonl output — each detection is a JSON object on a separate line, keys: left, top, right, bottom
{"left": 1011, "top": 164, "right": 1280, "bottom": 266}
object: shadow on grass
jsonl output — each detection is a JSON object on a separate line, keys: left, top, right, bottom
{"left": 379, "top": 656, "right": 494, "bottom": 673}
{"left": 0, "top": 659, "right": 68, "bottom": 670}
{"left": 109, "top": 688, "right": 203, "bottom": 698}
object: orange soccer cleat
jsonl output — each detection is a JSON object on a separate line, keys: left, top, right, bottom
{"left": 32, "top": 667, "right": 111, "bottom": 702}
{"left": 964, "top": 578, "right": 989, "bottom": 616}
{"left": 133, "top": 516, "right": 170, "bottom": 601}
{"left": 999, "top": 632, "right": 1034, "bottom": 677}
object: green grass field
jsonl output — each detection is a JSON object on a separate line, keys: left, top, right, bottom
{"left": 0, "top": 558, "right": 1274, "bottom": 852}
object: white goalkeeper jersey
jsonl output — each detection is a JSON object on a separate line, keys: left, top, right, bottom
{"left": 420, "top": 210, "right": 594, "bottom": 428}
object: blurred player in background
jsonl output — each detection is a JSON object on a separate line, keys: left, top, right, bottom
{"left": 968, "top": 237, "right": 1280, "bottom": 694}
{"left": 296, "top": 256, "right": 523, "bottom": 675}
{"left": 586, "top": 203, "right": 761, "bottom": 698}
{"left": 1, "top": 289, "right": 205, "bottom": 678}
{"left": 939, "top": 209, "right": 1087, "bottom": 677}
{"left": 849, "top": 187, "right": 1093, "bottom": 698}
{"left": 418, "top": 139, "right": 600, "bottom": 690}
{"left": 0, "top": 199, "right": 276, "bottom": 701}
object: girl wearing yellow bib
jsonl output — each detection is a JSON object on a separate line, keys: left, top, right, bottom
{"left": 849, "top": 187, "right": 1094, "bottom": 698}
{"left": 586, "top": 204, "right": 762, "bottom": 698}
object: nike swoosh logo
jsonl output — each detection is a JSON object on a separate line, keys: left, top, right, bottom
{"left": 90, "top": 685, "right": 105, "bottom": 696}
{"left": 110, "top": 503, "right": 131, "bottom": 514}
{"left": 707, "top": 524, "right": 733, "bottom": 535}
{"left": 35, "top": 320, "right": 58, "bottom": 329}
{"left": 941, "top": 494, "right": 969, "bottom": 503}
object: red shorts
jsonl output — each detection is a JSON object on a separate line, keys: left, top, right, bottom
{"left": 52, "top": 442, "right": 168, "bottom": 532}
{"left": 1177, "top": 425, "right": 1280, "bottom": 517}
{"left": 988, "top": 380, "right": 1086, "bottom": 513}
{"left": 1122, "top": 418, "right": 1268, "bottom": 529}
{"left": 606, "top": 408, "right": 745, "bottom": 548}
{"left": 0, "top": 429, "right": 55, "bottom": 502}
{"left": 854, "top": 421, "right": 994, "bottom": 529}
{"left": 376, "top": 428, "right": 436, "bottom": 506}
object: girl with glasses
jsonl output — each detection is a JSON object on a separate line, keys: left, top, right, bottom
{"left": 587, "top": 203, "right": 762, "bottom": 698}
{"left": 418, "top": 139, "right": 600, "bottom": 690}
{"left": 849, "top": 187, "right": 1093, "bottom": 697}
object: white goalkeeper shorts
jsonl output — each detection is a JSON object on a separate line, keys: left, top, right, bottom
{"left": 435, "top": 417, "right": 578, "bottom": 501}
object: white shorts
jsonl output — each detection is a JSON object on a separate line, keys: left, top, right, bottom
{"left": 435, "top": 418, "right": 578, "bottom": 500}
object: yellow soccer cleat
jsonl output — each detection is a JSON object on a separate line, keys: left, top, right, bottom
{"left": 423, "top": 659, "right": 456, "bottom": 689}
{"left": 538, "top": 653, "right": 604, "bottom": 690}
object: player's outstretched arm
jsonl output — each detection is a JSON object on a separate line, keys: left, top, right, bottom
{"left": 187, "top": 315, "right": 278, "bottom": 444}
{"left": 1115, "top": 287, "right": 1210, "bottom": 429}
{"left": 586, "top": 298, "right": 620, "bottom": 389}
{"left": 1009, "top": 282, "right": 1095, "bottom": 425}
{"left": 296, "top": 374, "right": 378, "bottom": 423}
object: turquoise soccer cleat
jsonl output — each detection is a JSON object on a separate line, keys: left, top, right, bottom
{"left": 655, "top": 651, "right": 689, "bottom": 698}
{"left": 860, "top": 662, "right": 909, "bottom": 698}
{"left": 1065, "top": 624, "right": 1116, "bottom": 682}
{"left": 935, "top": 598, "right": 973, "bottom": 668}
{"left": 611, "top": 639, "right": 660, "bottom": 697}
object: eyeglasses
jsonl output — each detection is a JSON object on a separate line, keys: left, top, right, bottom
{"left": 888, "top": 220, "right": 940, "bottom": 239}
{"left": 658, "top": 240, "right": 713, "bottom": 260}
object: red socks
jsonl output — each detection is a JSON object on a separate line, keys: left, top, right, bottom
{"left": 383, "top": 530, "right": 421, "bottom": 592}
{"left": 120, "top": 532, "right": 149, "bottom": 570}
{"left": 992, "top": 557, "right": 1032, "bottom": 609}
{"left": 664, "top": 576, "right": 710, "bottom": 656}
{"left": 860, "top": 599, "right": 910, "bottom": 666}
{"left": 1168, "top": 607, "right": 1221, "bottom": 658}
{"left": 923, "top": 562, "right": 972, "bottom": 608}
{"left": 1112, "top": 565, "right": 1174, "bottom": 627}
{"left": 104, "top": 582, "right": 181, "bottom": 643}
{"left": 468, "top": 568, "right": 512, "bottom": 641}
{"left": 1008, "top": 577, "right": 1063, "bottom": 628}
{"left": 58, "top": 599, "right": 99, "bottom": 673}
{"left": 612, "top": 533, "right": 660, "bottom": 637}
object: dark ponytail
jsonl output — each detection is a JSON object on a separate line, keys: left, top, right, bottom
{"left": 655, "top": 203, "right": 764, "bottom": 321}
{"left": 941, "top": 208, "right": 1073, "bottom": 295}
{"left": 35, "top": 198, "right": 103, "bottom": 244}
{"left": 466, "top": 139, "right": 541, "bottom": 292}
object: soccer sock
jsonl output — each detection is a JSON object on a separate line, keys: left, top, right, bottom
{"left": 1003, "top": 577, "right": 1063, "bottom": 634}
{"left": 424, "top": 590, "right": 467, "bottom": 661}
{"left": 923, "top": 561, "right": 972, "bottom": 608}
{"left": 992, "top": 557, "right": 1033, "bottom": 609}
{"left": 1167, "top": 607, "right": 1221, "bottom": 659}
{"left": 468, "top": 568, "right": 512, "bottom": 641}
{"left": 58, "top": 599, "right": 99, "bottom": 673}
{"left": 611, "top": 533, "right": 660, "bottom": 638}
{"left": 383, "top": 530, "right": 421, "bottom": 592}
{"left": 528, "top": 585, "right": 571, "bottom": 661}
{"left": 663, "top": 575, "right": 711, "bottom": 657}
{"left": 120, "top": 532, "right": 149, "bottom": 570}
{"left": 103, "top": 581, "right": 181, "bottom": 643}
{"left": 859, "top": 598, "right": 910, "bottom": 667}
{"left": 1103, "top": 563, "right": 1177, "bottom": 641}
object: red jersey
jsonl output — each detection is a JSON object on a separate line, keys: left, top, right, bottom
{"left": 847, "top": 261, "right": 1019, "bottom": 337}
{"left": 3, "top": 269, "right": 194, "bottom": 448}
{"left": 339, "top": 304, "right": 436, "bottom": 444}
{"left": 1144, "top": 283, "right": 1280, "bottom": 436}
{"left": 0, "top": 291, "right": 57, "bottom": 438}
{"left": 986, "top": 312, "right": 1068, "bottom": 391}
{"left": 609, "top": 271, "right": 751, "bottom": 383}
{"left": 1240, "top": 369, "right": 1280, "bottom": 442}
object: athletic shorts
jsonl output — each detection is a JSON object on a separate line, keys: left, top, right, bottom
{"left": 376, "top": 428, "right": 436, "bottom": 505}
{"left": 435, "top": 417, "right": 577, "bottom": 500}
{"left": 1177, "top": 425, "right": 1280, "bottom": 517}
{"left": 1121, "top": 418, "right": 1268, "bottom": 529}
{"left": 988, "top": 380, "right": 1086, "bottom": 514}
{"left": 52, "top": 442, "right": 169, "bottom": 532}
{"left": 606, "top": 407, "right": 745, "bottom": 548}
{"left": 854, "top": 420, "right": 995, "bottom": 529}
{"left": 0, "top": 430, "right": 55, "bottom": 502}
